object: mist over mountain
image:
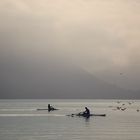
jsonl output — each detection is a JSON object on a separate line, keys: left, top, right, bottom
{"left": 1, "top": 0, "right": 140, "bottom": 99}
{"left": 1, "top": 54, "right": 139, "bottom": 99}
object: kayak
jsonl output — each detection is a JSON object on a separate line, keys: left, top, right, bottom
{"left": 36, "top": 108, "right": 59, "bottom": 111}
{"left": 67, "top": 113, "right": 106, "bottom": 117}
{"left": 36, "top": 109, "right": 48, "bottom": 111}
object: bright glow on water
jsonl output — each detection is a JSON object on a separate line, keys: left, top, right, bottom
{"left": 0, "top": 99, "right": 140, "bottom": 140}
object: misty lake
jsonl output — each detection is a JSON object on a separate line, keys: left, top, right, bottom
{"left": 0, "top": 99, "right": 140, "bottom": 140}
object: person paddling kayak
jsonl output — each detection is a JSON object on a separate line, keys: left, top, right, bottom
{"left": 48, "top": 104, "right": 55, "bottom": 112}
{"left": 82, "top": 107, "right": 90, "bottom": 118}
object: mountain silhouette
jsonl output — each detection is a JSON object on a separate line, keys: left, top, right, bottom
{"left": 1, "top": 56, "right": 139, "bottom": 99}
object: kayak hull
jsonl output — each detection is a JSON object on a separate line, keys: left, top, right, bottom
{"left": 37, "top": 109, "right": 48, "bottom": 111}
{"left": 67, "top": 113, "right": 106, "bottom": 117}
{"left": 36, "top": 108, "right": 58, "bottom": 111}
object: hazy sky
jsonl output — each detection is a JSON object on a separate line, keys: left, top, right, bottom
{"left": 1, "top": 0, "right": 140, "bottom": 98}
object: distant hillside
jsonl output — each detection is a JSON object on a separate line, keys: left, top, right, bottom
{"left": 1, "top": 57, "right": 139, "bottom": 99}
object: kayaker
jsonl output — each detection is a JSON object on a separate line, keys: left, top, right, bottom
{"left": 83, "top": 107, "right": 90, "bottom": 117}
{"left": 48, "top": 104, "right": 54, "bottom": 112}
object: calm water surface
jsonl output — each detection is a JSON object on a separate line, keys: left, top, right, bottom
{"left": 0, "top": 99, "right": 140, "bottom": 140}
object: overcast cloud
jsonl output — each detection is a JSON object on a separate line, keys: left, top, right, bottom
{"left": 1, "top": 0, "right": 140, "bottom": 98}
